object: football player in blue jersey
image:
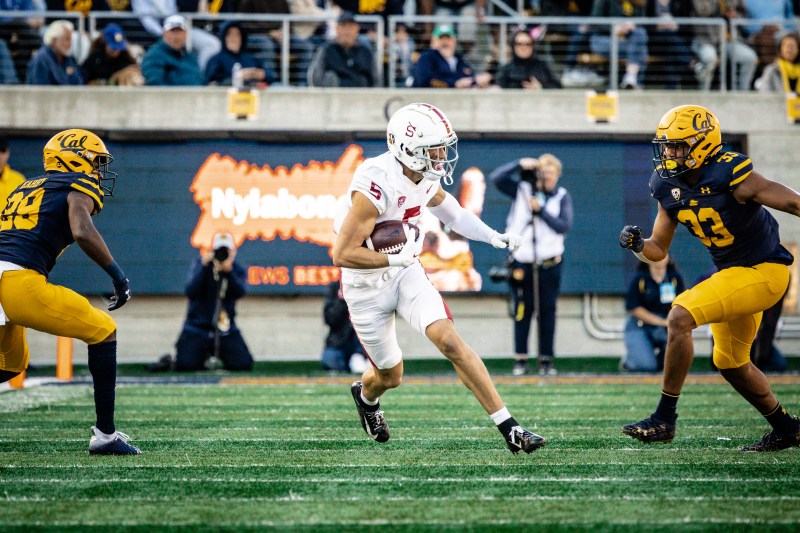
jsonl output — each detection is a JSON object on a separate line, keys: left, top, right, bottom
{"left": 619, "top": 104, "right": 800, "bottom": 452}
{"left": 0, "top": 129, "right": 141, "bottom": 455}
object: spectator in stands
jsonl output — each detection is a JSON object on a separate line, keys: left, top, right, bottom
{"left": 691, "top": 0, "right": 757, "bottom": 91}
{"left": 743, "top": 0, "right": 794, "bottom": 70}
{"left": 0, "top": 0, "right": 43, "bottom": 82}
{"left": 0, "top": 38, "right": 17, "bottom": 83}
{"left": 286, "top": 0, "right": 327, "bottom": 43}
{"left": 329, "top": 0, "right": 404, "bottom": 38}
{"left": 496, "top": 28, "right": 561, "bottom": 89}
{"left": 645, "top": 0, "right": 696, "bottom": 89}
{"left": 26, "top": 20, "right": 84, "bottom": 85}
{"left": 589, "top": 0, "right": 649, "bottom": 89}
{"left": 0, "top": 134, "right": 25, "bottom": 201}
{"left": 491, "top": 154, "right": 573, "bottom": 376}
{"left": 307, "top": 11, "right": 378, "bottom": 87}
{"left": 321, "top": 280, "right": 368, "bottom": 373}
{"left": 153, "top": 233, "right": 254, "bottom": 372}
{"left": 412, "top": 24, "right": 491, "bottom": 88}
{"left": 622, "top": 255, "right": 685, "bottom": 372}
{"left": 237, "top": 0, "right": 316, "bottom": 85}
{"left": 553, "top": 0, "right": 605, "bottom": 87}
{"left": 391, "top": 22, "right": 416, "bottom": 86}
{"left": 205, "top": 21, "right": 277, "bottom": 86}
{"left": 433, "top": 0, "right": 487, "bottom": 57}
{"left": 131, "top": 0, "right": 221, "bottom": 70}
{"left": 756, "top": 32, "right": 800, "bottom": 93}
{"left": 82, "top": 24, "right": 144, "bottom": 86}
{"left": 141, "top": 15, "right": 204, "bottom": 86}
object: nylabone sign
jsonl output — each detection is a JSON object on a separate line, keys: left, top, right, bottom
{"left": 189, "top": 144, "right": 365, "bottom": 286}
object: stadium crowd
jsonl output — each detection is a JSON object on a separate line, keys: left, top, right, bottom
{"left": 0, "top": 0, "right": 798, "bottom": 90}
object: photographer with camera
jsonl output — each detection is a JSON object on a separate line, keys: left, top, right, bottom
{"left": 490, "top": 155, "right": 573, "bottom": 376}
{"left": 151, "top": 232, "right": 253, "bottom": 372}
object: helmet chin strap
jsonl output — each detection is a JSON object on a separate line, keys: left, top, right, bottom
{"left": 422, "top": 169, "right": 453, "bottom": 185}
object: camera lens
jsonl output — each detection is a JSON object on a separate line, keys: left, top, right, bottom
{"left": 488, "top": 266, "right": 510, "bottom": 283}
{"left": 214, "top": 247, "right": 229, "bottom": 262}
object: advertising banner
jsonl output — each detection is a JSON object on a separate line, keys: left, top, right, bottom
{"left": 6, "top": 136, "right": 714, "bottom": 295}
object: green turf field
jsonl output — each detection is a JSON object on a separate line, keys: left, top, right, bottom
{"left": 2, "top": 373, "right": 800, "bottom": 531}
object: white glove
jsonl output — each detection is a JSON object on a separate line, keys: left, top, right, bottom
{"left": 490, "top": 232, "right": 522, "bottom": 252}
{"left": 387, "top": 225, "right": 421, "bottom": 268}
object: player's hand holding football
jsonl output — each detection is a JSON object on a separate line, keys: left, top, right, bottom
{"left": 619, "top": 225, "right": 644, "bottom": 252}
{"left": 108, "top": 278, "right": 131, "bottom": 311}
{"left": 490, "top": 232, "right": 522, "bottom": 252}
{"left": 387, "top": 225, "right": 421, "bottom": 268}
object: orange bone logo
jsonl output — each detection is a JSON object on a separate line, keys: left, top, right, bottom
{"left": 190, "top": 145, "right": 365, "bottom": 252}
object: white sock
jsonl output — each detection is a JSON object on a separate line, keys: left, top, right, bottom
{"left": 92, "top": 426, "right": 116, "bottom": 442}
{"left": 360, "top": 391, "right": 379, "bottom": 406}
{"left": 490, "top": 406, "right": 512, "bottom": 425}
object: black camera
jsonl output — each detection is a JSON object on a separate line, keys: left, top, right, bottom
{"left": 213, "top": 247, "right": 230, "bottom": 262}
{"left": 520, "top": 168, "right": 539, "bottom": 185}
{"left": 489, "top": 262, "right": 525, "bottom": 286}
{"left": 489, "top": 265, "right": 512, "bottom": 283}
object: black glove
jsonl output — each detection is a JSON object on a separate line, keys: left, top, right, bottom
{"left": 619, "top": 225, "right": 644, "bottom": 252}
{"left": 108, "top": 278, "right": 131, "bottom": 311}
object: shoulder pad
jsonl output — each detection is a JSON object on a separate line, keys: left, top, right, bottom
{"left": 52, "top": 172, "right": 105, "bottom": 214}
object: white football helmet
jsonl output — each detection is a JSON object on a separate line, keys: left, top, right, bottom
{"left": 386, "top": 103, "right": 459, "bottom": 185}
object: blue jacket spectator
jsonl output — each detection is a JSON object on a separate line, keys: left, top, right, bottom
{"left": 26, "top": 20, "right": 84, "bottom": 85}
{"left": 412, "top": 24, "right": 491, "bottom": 88}
{"left": 172, "top": 233, "right": 253, "bottom": 372}
{"left": 205, "top": 20, "right": 277, "bottom": 86}
{"left": 0, "top": 0, "right": 36, "bottom": 22}
{"left": 0, "top": 38, "right": 18, "bottom": 84}
{"left": 622, "top": 256, "right": 685, "bottom": 372}
{"left": 141, "top": 15, "right": 204, "bottom": 86}
{"left": 0, "top": 0, "right": 42, "bottom": 82}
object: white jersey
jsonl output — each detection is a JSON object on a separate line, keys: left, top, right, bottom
{"left": 335, "top": 151, "right": 440, "bottom": 286}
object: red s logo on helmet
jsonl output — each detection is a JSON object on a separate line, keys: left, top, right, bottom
{"left": 405, "top": 123, "right": 416, "bottom": 137}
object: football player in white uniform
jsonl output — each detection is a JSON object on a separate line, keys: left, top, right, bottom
{"left": 332, "top": 103, "right": 546, "bottom": 453}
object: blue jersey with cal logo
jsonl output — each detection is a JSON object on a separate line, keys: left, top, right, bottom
{"left": 0, "top": 171, "right": 104, "bottom": 276}
{"left": 650, "top": 149, "right": 793, "bottom": 270}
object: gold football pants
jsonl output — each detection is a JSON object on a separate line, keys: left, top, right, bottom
{"left": 673, "top": 262, "right": 790, "bottom": 370}
{"left": 0, "top": 269, "right": 116, "bottom": 373}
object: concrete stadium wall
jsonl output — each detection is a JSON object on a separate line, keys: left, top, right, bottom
{"left": 3, "top": 87, "right": 798, "bottom": 363}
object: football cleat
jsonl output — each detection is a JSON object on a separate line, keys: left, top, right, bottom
{"left": 505, "top": 425, "right": 546, "bottom": 454}
{"left": 89, "top": 426, "right": 142, "bottom": 455}
{"left": 350, "top": 381, "right": 390, "bottom": 443}
{"left": 741, "top": 417, "right": 800, "bottom": 452}
{"left": 622, "top": 413, "right": 677, "bottom": 443}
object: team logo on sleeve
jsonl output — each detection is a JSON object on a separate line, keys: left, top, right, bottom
{"left": 671, "top": 188, "right": 681, "bottom": 201}
{"left": 398, "top": 196, "right": 406, "bottom": 208}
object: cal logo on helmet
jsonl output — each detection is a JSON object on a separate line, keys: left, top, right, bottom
{"left": 43, "top": 129, "right": 118, "bottom": 195}
{"left": 652, "top": 105, "right": 722, "bottom": 179}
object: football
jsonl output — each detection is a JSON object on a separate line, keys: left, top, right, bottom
{"left": 364, "top": 220, "right": 419, "bottom": 254}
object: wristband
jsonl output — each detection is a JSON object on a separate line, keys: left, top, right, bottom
{"left": 633, "top": 251, "right": 655, "bottom": 264}
{"left": 103, "top": 261, "right": 127, "bottom": 283}
{"left": 387, "top": 254, "right": 404, "bottom": 267}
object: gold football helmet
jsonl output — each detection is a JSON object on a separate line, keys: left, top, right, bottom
{"left": 652, "top": 105, "right": 722, "bottom": 178}
{"left": 43, "top": 129, "right": 117, "bottom": 194}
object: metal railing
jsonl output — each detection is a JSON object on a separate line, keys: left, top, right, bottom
{"left": 2, "top": 11, "right": 797, "bottom": 89}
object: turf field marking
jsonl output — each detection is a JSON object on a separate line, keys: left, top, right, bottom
{"left": 0, "top": 386, "right": 89, "bottom": 413}
{"left": 3, "top": 495, "right": 800, "bottom": 502}
{"left": 7, "top": 518, "right": 800, "bottom": 527}
{"left": 221, "top": 374, "right": 800, "bottom": 386}
{"left": 5, "top": 476, "right": 799, "bottom": 483}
